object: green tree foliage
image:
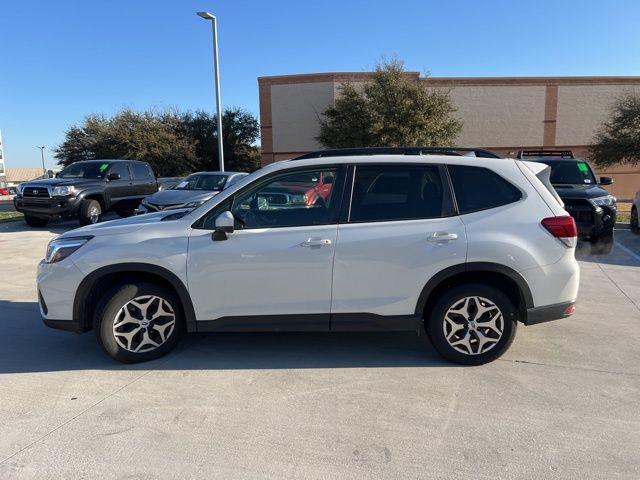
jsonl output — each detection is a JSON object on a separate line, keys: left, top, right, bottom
{"left": 590, "top": 93, "right": 640, "bottom": 167}
{"left": 54, "top": 108, "right": 261, "bottom": 176}
{"left": 318, "top": 59, "right": 462, "bottom": 148}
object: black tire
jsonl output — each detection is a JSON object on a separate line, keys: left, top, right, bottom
{"left": 94, "top": 282, "right": 185, "bottom": 363}
{"left": 115, "top": 208, "right": 135, "bottom": 218}
{"left": 79, "top": 199, "right": 102, "bottom": 226}
{"left": 24, "top": 215, "right": 49, "bottom": 227}
{"left": 631, "top": 206, "right": 639, "bottom": 234}
{"left": 425, "top": 284, "right": 518, "bottom": 366}
{"left": 590, "top": 231, "right": 614, "bottom": 255}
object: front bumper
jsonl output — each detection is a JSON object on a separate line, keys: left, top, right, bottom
{"left": 38, "top": 259, "right": 85, "bottom": 332}
{"left": 14, "top": 195, "right": 82, "bottom": 219}
{"left": 564, "top": 201, "right": 616, "bottom": 238}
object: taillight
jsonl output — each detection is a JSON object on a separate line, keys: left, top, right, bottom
{"left": 541, "top": 216, "right": 577, "bottom": 247}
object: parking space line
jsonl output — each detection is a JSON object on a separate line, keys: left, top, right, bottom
{"left": 614, "top": 241, "right": 640, "bottom": 263}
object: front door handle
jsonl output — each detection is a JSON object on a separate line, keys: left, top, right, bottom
{"left": 427, "top": 232, "right": 458, "bottom": 242}
{"left": 301, "top": 238, "right": 332, "bottom": 247}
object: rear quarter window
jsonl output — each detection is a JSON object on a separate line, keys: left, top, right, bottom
{"left": 448, "top": 165, "right": 522, "bottom": 214}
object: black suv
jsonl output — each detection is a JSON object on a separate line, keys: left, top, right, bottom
{"left": 518, "top": 150, "right": 616, "bottom": 254}
{"left": 14, "top": 159, "right": 158, "bottom": 227}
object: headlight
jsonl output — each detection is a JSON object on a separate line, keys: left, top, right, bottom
{"left": 52, "top": 185, "right": 76, "bottom": 197}
{"left": 589, "top": 195, "right": 616, "bottom": 207}
{"left": 16, "top": 184, "right": 25, "bottom": 196}
{"left": 184, "top": 200, "right": 206, "bottom": 208}
{"left": 45, "top": 236, "right": 92, "bottom": 263}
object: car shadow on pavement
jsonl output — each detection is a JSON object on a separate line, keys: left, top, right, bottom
{"left": 575, "top": 231, "right": 640, "bottom": 267}
{"left": 0, "top": 300, "right": 449, "bottom": 374}
{"left": 0, "top": 213, "right": 120, "bottom": 234}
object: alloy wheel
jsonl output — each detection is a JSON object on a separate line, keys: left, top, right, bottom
{"left": 112, "top": 295, "right": 176, "bottom": 353}
{"left": 89, "top": 205, "right": 100, "bottom": 223}
{"left": 442, "top": 296, "right": 504, "bottom": 355}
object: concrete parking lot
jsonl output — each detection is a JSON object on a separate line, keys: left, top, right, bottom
{"left": 0, "top": 218, "right": 639, "bottom": 479}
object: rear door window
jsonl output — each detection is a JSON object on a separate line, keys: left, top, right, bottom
{"left": 132, "top": 162, "right": 152, "bottom": 180}
{"left": 349, "top": 165, "right": 452, "bottom": 222}
{"left": 448, "top": 165, "right": 522, "bottom": 214}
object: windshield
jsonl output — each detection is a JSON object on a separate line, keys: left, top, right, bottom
{"left": 58, "top": 162, "right": 109, "bottom": 179}
{"left": 173, "top": 174, "right": 228, "bottom": 191}
{"left": 539, "top": 160, "right": 597, "bottom": 185}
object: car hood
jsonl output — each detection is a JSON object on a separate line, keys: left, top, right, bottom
{"left": 22, "top": 178, "right": 100, "bottom": 187}
{"left": 61, "top": 209, "right": 194, "bottom": 237}
{"left": 553, "top": 184, "right": 611, "bottom": 200}
{"left": 143, "top": 189, "right": 218, "bottom": 205}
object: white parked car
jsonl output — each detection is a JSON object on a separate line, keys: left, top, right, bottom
{"left": 632, "top": 191, "right": 640, "bottom": 233}
{"left": 38, "top": 151, "right": 580, "bottom": 365}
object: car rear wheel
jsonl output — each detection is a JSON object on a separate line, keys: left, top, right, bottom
{"left": 425, "top": 284, "right": 518, "bottom": 365}
{"left": 79, "top": 199, "right": 102, "bottom": 226}
{"left": 631, "top": 206, "right": 639, "bottom": 234}
{"left": 94, "top": 282, "right": 185, "bottom": 363}
{"left": 24, "top": 215, "right": 49, "bottom": 227}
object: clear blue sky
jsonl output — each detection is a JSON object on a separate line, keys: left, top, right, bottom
{"left": 2, "top": 0, "right": 639, "bottom": 168}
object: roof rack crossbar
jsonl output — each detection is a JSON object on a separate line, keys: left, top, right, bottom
{"left": 517, "top": 149, "right": 574, "bottom": 159}
{"left": 292, "top": 147, "right": 501, "bottom": 160}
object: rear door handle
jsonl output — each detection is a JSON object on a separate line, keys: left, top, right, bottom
{"left": 301, "top": 238, "right": 332, "bottom": 247}
{"left": 427, "top": 232, "right": 458, "bottom": 242}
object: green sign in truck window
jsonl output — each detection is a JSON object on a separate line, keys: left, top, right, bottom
{"left": 100, "top": 163, "right": 109, "bottom": 172}
{"left": 577, "top": 162, "right": 589, "bottom": 172}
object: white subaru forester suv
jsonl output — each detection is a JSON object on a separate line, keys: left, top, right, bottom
{"left": 38, "top": 152, "right": 579, "bottom": 365}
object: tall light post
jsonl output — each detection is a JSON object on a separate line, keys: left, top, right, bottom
{"left": 36, "top": 146, "right": 46, "bottom": 175}
{"left": 197, "top": 11, "right": 224, "bottom": 171}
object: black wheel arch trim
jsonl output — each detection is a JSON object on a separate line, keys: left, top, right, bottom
{"left": 73, "top": 262, "right": 197, "bottom": 332}
{"left": 76, "top": 190, "right": 109, "bottom": 210}
{"left": 415, "top": 262, "right": 534, "bottom": 315}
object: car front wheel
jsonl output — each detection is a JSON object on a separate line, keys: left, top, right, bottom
{"left": 94, "top": 282, "right": 185, "bottom": 363}
{"left": 79, "top": 199, "right": 102, "bottom": 226}
{"left": 426, "top": 284, "right": 518, "bottom": 365}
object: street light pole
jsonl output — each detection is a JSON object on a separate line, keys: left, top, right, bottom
{"left": 197, "top": 11, "right": 224, "bottom": 171}
{"left": 36, "top": 146, "right": 46, "bottom": 175}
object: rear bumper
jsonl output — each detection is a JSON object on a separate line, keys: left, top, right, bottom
{"left": 525, "top": 301, "right": 575, "bottom": 325}
{"left": 14, "top": 195, "right": 81, "bottom": 218}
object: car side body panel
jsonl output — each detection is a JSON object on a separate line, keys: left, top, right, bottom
{"left": 331, "top": 216, "right": 467, "bottom": 316}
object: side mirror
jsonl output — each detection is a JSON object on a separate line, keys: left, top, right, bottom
{"left": 212, "top": 211, "right": 234, "bottom": 241}
{"left": 107, "top": 172, "right": 121, "bottom": 181}
{"left": 599, "top": 176, "right": 613, "bottom": 186}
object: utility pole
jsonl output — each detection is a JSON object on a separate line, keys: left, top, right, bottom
{"left": 36, "top": 146, "right": 46, "bottom": 175}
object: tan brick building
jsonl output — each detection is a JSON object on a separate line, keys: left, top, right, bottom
{"left": 258, "top": 73, "right": 640, "bottom": 199}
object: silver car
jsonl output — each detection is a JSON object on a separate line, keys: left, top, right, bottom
{"left": 138, "top": 171, "right": 247, "bottom": 213}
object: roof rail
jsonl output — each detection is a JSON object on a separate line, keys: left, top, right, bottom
{"left": 292, "top": 147, "right": 501, "bottom": 160}
{"left": 517, "top": 149, "right": 574, "bottom": 159}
